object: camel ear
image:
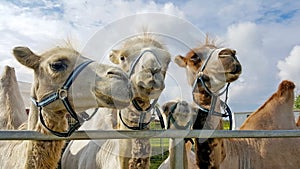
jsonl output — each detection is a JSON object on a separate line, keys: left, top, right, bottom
{"left": 13, "top": 47, "right": 40, "bottom": 69}
{"left": 174, "top": 55, "right": 187, "bottom": 67}
{"left": 109, "top": 50, "right": 120, "bottom": 65}
{"left": 162, "top": 101, "right": 177, "bottom": 116}
{"left": 162, "top": 102, "right": 172, "bottom": 117}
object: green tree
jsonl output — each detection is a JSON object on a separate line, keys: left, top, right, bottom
{"left": 295, "top": 94, "right": 300, "bottom": 109}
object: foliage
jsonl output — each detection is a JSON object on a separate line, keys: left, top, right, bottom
{"left": 295, "top": 94, "right": 300, "bottom": 109}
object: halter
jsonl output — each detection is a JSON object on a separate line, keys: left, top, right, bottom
{"left": 118, "top": 104, "right": 164, "bottom": 130}
{"left": 119, "top": 49, "right": 165, "bottom": 130}
{"left": 31, "top": 60, "right": 96, "bottom": 137}
{"left": 166, "top": 103, "right": 193, "bottom": 130}
{"left": 192, "top": 49, "right": 233, "bottom": 130}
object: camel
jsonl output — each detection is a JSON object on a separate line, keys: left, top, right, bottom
{"left": 220, "top": 80, "right": 300, "bottom": 169}
{"left": 296, "top": 116, "right": 300, "bottom": 127}
{"left": 174, "top": 35, "right": 242, "bottom": 169}
{"left": 0, "top": 66, "right": 27, "bottom": 129}
{"left": 240, "top": 80, "right": 296, "bottom": 130}
{"left": 0, "top": 45, "right": 133, "bottom": 169}
{"left": 158, "top": 100, "right": 198, "bottom": 169}
{"left": 62, "top": 33, "right": 171, "bottom": 169}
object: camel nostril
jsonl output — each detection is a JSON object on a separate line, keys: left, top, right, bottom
{"left": 234, "top": 65, "right": 242, "bottom": 74}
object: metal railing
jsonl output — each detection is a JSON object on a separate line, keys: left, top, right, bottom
{"left": 0, "top": 129, "right": 300, "bottom": 140}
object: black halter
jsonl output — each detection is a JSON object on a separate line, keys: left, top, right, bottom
{"left": 118, "top": 91, "right": 165, "bottom": 130}
{"left": 192, "top": 49, "right": 233, "bottom": 130}
{"left": 31, "top": 60, "right": 95, "bottom": 137}
{"left": 118, "top": 49, "right": 165, "bottom": 130}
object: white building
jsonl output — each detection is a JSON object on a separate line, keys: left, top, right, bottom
{"left": 233, "top": 110, "right": 300, "bottom": 130}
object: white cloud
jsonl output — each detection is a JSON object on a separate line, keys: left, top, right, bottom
{"left": 1, "top": 0, "right": 300, "bottom": 112}
{"left": 0, "top": 0, "right": 185, "bottom": 82}
{"left": 278, "top": 45, "right": 300, "bottom": 92}
{"left": 224, "top": 22, "right": 279, "bottom": 112}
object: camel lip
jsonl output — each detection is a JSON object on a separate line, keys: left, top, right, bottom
{"left": 94, "top": 89, "right": 131, "bottom": 109}
{"left": 230, "top": 67, "right": 242, "bottom": 75}
{"left": 225, "top": 72, "right": 241, "bottom": 82}
{"left": 106, "top": 71, "right": 128, "bottom": 80}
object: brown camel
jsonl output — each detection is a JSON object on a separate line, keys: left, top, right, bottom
{"left": 158, "top": 100, "right": 198, "bottom": 169}
{"left": 0, "top": 45, "right": 132, "bottom": 169}
{"left": 62, "top": 33, "right": 171, "bottom": 169}
{"left": 240, "top": 80, "right": 296, "bottom": 130}
{"left": 296, "top": 116, "right": 300, "bottom": 127}
{"left": 0, "top": 66, "right": 27, "bottom": 129}
{"left": 174, "top": 35, "right": 242, "bottom": 169}
{"left": 220, "top": 80, "right": 300, "bottom": 169}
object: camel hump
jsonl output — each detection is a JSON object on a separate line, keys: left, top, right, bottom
{"left": 0, "top": 66, "right": 15, "bottom": 86}
{"left": 278, "top": 80, "right": 295, "bottom": 92}
{"left": 1, "top": 65, "right": 15, "bottom": 78}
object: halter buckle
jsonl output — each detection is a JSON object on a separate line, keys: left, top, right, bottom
{"left": 58, "top": 88, "right": 68, "bottom": 100}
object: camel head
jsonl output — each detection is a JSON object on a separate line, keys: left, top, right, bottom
{"left": 174, "top": 37, "right": 242, "bottom": 93}
{"left": 109, "top": 35, "right": 171, "bottom": 107}
{"left": 13, "top": 46, "right": 133, "bottom": 113}
{"left": 162, "top": 100, "right": 196, "bottom": 129}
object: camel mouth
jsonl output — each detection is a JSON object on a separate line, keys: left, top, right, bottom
{"left": 229, "top": 64, "right": 242, "bottom": 75}
{"left": 135, "top": 85, "right": 164, "bottom": 99}
{"left": 106, "top": 69, "right": 128, "bottom": 80}
{"left": 94, "top": 90, "right": 131, "bottom": 108}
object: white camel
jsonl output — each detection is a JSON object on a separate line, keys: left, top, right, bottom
{"left": 0, "top": 66, "right": 27, "bottom": 129}
{"left": 158, "top": 100, "right": 198, "bottom": 169}
{"left": 0, "top": 45, "right": 132, "bottom": 169}
{"left": 62, "top": 33, "right": 171, "bottom": 169}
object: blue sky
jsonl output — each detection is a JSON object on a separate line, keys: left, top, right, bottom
{"left": 0, "top": 0, "right": 300, "bottom": 112}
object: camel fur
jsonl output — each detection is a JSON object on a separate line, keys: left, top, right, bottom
{"left": 158, "top": 100, "right": 198, "bottom": 169}
{"left": 220, "top": 80, "right": 300, "bottom": 169}
{"left": 174, "top": 35, "right": 242, "bottom": 169}
{"left": 0, "top": 66, "right": 27, "bottom": 129}
{"left": 62, "top": 33, "right": 171, "bottom": 169}
{"left": 0, "top": 45, "right": 132, "bottom": 169}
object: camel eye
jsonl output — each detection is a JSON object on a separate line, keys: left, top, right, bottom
{"left": 120, "top": 55, "right": 126, "bottom": 62}
{"left": 50, "top": 61, "right": 67, "bottom": 72}
{"left": 190, "top": 54, "right": 201, "bottom": 62}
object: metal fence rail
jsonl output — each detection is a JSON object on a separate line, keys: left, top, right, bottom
{"left": 0, "top": 130, "right": 300, "bottom": 140}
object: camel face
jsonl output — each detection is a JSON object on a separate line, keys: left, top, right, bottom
{"left": 110, "top": 36, "right": 171, "bottom": 101}
{"left": 13, "top": 46, "right": 133, "bottom": 112}
{"left": 162, "top": 100, "right": 196, "bottom": 128}
{"left": 175, "top": 46, "right": 242, "bottom": 92}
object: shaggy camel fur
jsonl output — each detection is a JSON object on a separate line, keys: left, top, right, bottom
{"left": 158, "top": 100, "right": 198, "bottom": 169}
{"left": 240, "top": 80, "right": 296, "bottom": 130}
{"left": 62, "top": 34, "right": 171, "bottom": 169}
{"left": 0, "top": 46, "right": 132, "bottom": 169}
{"left": 0, "top": 66, "right": 27, "bottom": 129}
{"left": 220, "top": 80, "right": 300, "bottom": 169}
{"left": 174, "top": 35, "right": 242, "bottom": 169}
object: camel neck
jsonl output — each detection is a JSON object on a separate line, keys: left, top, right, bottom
{"left": 169, "top": 138, "right": 188, "bottom": 169}
{"left": 192, "top": 86, "right": 212, "bottom": 110}
{"left": 132, "top": 97, "right": 151, "bottom": 111}
{"left": 25, "top": 109, "right": 67, "bottom": 169}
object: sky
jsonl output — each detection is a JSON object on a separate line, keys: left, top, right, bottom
{"left": 0, "top": 0, "right": 300, "bottom": 112}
